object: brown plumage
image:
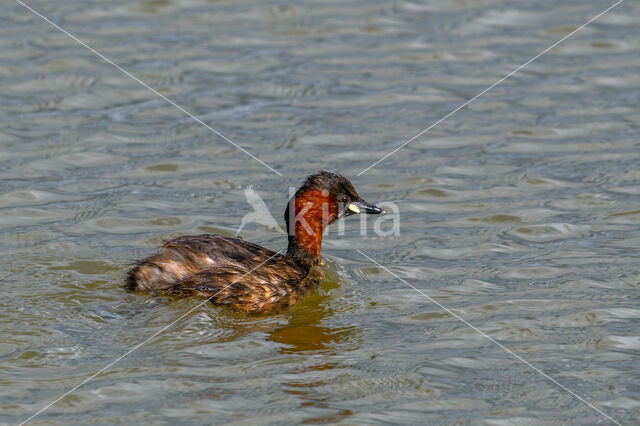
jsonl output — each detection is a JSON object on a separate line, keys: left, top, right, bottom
{"left": 126, "top": 171, "right": 383, "bottom": 313}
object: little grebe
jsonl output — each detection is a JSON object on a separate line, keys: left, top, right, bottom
{"left": 126, "top": 171, "right": 383, "bottom": 313}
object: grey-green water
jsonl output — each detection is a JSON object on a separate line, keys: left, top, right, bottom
{"left": 1, "top": 0, "right": 640, "bottom": 424}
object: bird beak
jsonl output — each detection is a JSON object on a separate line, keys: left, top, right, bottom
{"left": 347, "top": 199, "right": 385, "bottom": 215}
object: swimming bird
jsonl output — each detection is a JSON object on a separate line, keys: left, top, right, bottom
{"left": 126, "top": 171, "right": 383, "bottom": 313}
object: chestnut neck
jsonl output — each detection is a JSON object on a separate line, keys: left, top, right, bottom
{"left": 285, "top": 188, "right": 337, "bottom": 266}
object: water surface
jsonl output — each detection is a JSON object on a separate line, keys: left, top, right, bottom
{"left": 1, "top": 0, "right": 640, "bottom": 424}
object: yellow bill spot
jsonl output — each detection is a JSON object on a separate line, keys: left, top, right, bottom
{"left": 348, "top": 203, "right": 360, "bottom": 214}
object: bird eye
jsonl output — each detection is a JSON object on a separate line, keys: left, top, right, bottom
{"left": 340, "top": 195, "right": 349, "bottom": 204}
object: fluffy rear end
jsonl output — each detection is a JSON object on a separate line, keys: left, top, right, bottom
{"left": 126, "top": 245, "right": 214, "bottom": 292}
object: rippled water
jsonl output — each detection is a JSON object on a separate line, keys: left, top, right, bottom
{"left": 2, "top": 0, "right": 640, "bottom": 424}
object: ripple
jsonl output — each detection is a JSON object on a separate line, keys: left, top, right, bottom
{"left": 419, "top": 243, "right": 516, "bottom": 260}
{"left": 469, "top": 214, "right": 522, "bottom": 224}
{"left": 508, "top": 223, "right": 588, "bottom": 243}
{"left": 48, "top": 260, "right": 119, "bottom": 275}
{"left": 0, "top": 190, "right": 75, "bottom": 208}
{"left": 1, "top": 75, "right": 95, "bottom": 96}
{"left": 500, "top": 266, "right": 560, "bottom": 279}
{"left": 607, "top": 335, "right": 640, "bottom": 351}
{"left": 0, "top": 207, "right": 68, "bottom": 229}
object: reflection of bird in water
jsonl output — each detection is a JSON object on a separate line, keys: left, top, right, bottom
{"left": 269, "top": 288, "right": 352, "bottom": 353}
{"left": 186, "top": 265, "right": 357, "bottom": 354}
{"left": 235, "top": 186, "right": 284, "bottom": 236}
